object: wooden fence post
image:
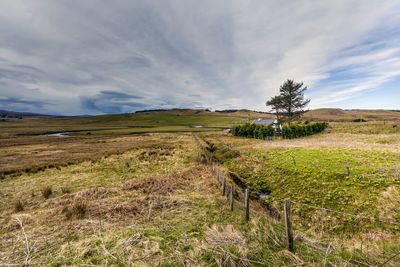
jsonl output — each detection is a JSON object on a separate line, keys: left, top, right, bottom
{"left": 291, "top": 155, "right": 296, "bottom": 166}
{"left": 284, "top": 199, "right": 294, "bottom": 252}
{"left": 345, "top": 160, "right": 350, "bottom": 176}
{"left": 230, "top": 185, "right": 234, "bottom": 211}
{"left": 276, "top": 152, "right": 280, "bottom": 162}
{"left": 245, "top": 189, "right": 250, "bottom": 221}
{"left": 222, "top": 177, "right": 226, "bottom": 196}
{"left": 395, "top": 163, "right": 399, "bottom": 180}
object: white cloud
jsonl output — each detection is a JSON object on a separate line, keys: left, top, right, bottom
{"left": 0, "top": 0, "right": 400, "bottom": 114}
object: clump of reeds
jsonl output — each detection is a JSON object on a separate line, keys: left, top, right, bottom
{"left": 61, "top": 186, "right": 71, "bottom": 194}
{"left": 71, "top": 197, "right": 87, "bottom": 219}
{"left": 41, "top": 185, "right": 52, "bottom": 199}
{"left": 13, "top": 197, "right": 24, "bottom": 212}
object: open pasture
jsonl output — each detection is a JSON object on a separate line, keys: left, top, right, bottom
{"left": 0, "top": 112, "right": 248, "bottom": 137}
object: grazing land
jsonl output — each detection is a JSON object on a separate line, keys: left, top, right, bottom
{"left": 0, "top": 109, "right": 264, "bottom": 137}
{"left": 305, "top": 108, "right": 400, "bottom": 121}
{"left": 1, "top": 112, "right": 400, "bottom": 266}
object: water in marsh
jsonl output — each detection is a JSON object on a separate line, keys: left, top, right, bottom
{"left": 39, "top": 132, "right": 70, "bottom": 137}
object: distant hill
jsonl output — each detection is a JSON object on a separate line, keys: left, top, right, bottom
{"left": 0, "top": 110, "right": 51, "bottom": 118}
{"left": 304, "top": 108, "right": 400, "bottom": 121}
{"left": 4, "top": 107, "right": 399, "bottom": 121}
{"left": 134, "top": 108, "right": 275, "bottom": 119}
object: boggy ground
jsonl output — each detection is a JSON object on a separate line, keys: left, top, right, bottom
{"left": 1, "top": 133, "right": 374, "bottom": 266}
{"left": 2, "top": 129, "right": 400, "bottom": 266}
{"left": 0, "top": 134, "right": 178, "bottom": 176}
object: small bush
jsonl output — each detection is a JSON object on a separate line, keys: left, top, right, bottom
{"left": 41, "top": 185, "right": 53, "bottom": 199}
{"left": 353, "top": 118, "right": 366, "bottom": 122}
{"left": 13, "top": 197, "right": 24, "bottom": 212}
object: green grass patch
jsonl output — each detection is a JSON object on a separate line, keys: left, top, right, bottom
{"left": 223, "top": 147, "right": 400, "bottom": 233}
{"left": 376, "top": 137, "right": 398, "bottom": 144}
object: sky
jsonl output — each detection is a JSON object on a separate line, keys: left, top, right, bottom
{"left": 1, "top": 0, "right": 400, "bottom": 115}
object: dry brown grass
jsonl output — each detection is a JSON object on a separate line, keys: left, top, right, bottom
{"left": 305, "top": 108, "right": 400, "bottom": 121}
{"left": 41, "top": 185, "right": 52, "bottom": 199}
{"left": 70, "top": 197, "right": 88, "bottom": 219}
{"left": 0, "top": 134, "right": 172, "bottom": 176}
{"left": 0, "top": 133, "right": 214, "bottom": 265}
{"left": 12, "top": 197, "right": 24, "bottom": 212}
{"left": 204, "top": 131, "right": 400, "bottom": 155}
{"left": 122, "top": 168, "right": 198, "bottom": 195}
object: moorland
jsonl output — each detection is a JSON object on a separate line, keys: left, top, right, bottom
{"left": 1, "top": 109, "right": 400, "bottom": 266}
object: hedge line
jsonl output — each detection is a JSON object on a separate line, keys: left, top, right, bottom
{"left": 233, "top": 122, "right": 328, "bottom": 140}
{"left": 233, "top": 123, "right": 275, "bottom": 139}
{"left": 281, "top": 122, "right": 328, "bottom": 139}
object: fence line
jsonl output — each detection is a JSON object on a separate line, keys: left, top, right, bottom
{"left": 192, "top": 134, "right": 400, "bottom": 264}
{"left": 194, "top": 134, "right": 400, "bottom": 227}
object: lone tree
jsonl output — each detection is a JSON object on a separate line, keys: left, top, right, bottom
{"left": 266, "top": 79, "right": 310, "bottom": 126}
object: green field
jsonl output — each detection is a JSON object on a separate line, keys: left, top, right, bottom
{"left": 0, "top": 112, "right": 248, "bottom": 137}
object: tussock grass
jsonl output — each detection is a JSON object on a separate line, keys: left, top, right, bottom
{"left": 12, "top": 197, "right": 24, "bottom": 212}
{"left": 40, "top": 185, "right": 52, "bottom": 199}
{"left": 61, "top": 186, "right": 71, "bottom": 194}
{"left": 2, "top": 131, "right": 400, "bottom": 265}
{"left": 70, "top": 197, "right": 87, "bottom": 219}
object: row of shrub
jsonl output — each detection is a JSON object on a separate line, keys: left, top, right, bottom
{"left": 233, "top": 123, "right": 275, "bottom": 139}
{"left": 281, "top": 122, "right": 328, "bottom": 139}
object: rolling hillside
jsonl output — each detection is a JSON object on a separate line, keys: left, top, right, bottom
{"left": 305, "top": 108, "right": 400, "bottom": 121}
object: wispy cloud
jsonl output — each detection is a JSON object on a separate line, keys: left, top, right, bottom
{"left": 0, "top": 0, "right": 400, "bottom": 114}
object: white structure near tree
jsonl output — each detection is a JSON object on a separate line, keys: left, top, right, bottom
{"left": 252, "top": 118, "right": 281, "bottom": 131}
{"left": 252, "top": 118, "right": 276, "bottom": 126}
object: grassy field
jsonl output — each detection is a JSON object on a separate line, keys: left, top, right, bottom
{"left": 199, "top": 123, "right": 400, "bottom": 265}
{"left": 0, "top": 112, "right": 249, "bottom": 137}
{"left": 2, "top": 115, "right": 400, "bottom": 265}
{"left": 305, "top": 108, "right": 400, "bottom": 121}
{"left": 0, "top": 133, "right": 347, "bottom": 266}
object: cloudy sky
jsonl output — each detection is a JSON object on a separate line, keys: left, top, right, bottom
{"left": 1, "top": 1, "right": 400, "bottom": 115}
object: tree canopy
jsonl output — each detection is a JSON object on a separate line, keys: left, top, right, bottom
{"left": 266, "top": 79, "right": 310, "bottom": 125}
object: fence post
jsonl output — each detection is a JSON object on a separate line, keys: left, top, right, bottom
{"left": 245, "top": 189, "right": 250, "bottom": 221}
{"left": 230, "top": 185, "right": 234, "bottom": 211}
{"left": 315, "top": 158, "right": 319, "bottom": 168}
{"left": 395, "top": 163, "right": 400, "bottom": 180}
{"left": 291, "top": 155, "right": 296, "bottom": 166}
{"left": 345, "top": 160, "right": 350, "bottom": 176}
{"left": 284, "top": 199, "right": 294, "bottom": 252}
{"left": 222, "top": 177, "right": 226, "bottom": 196}
{"left": 276, "top": 152, "right": 280, "bottom": 162}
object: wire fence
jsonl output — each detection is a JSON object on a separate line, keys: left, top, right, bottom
{"left": 192, "top": 133, "right": 400, "bottom": 266}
